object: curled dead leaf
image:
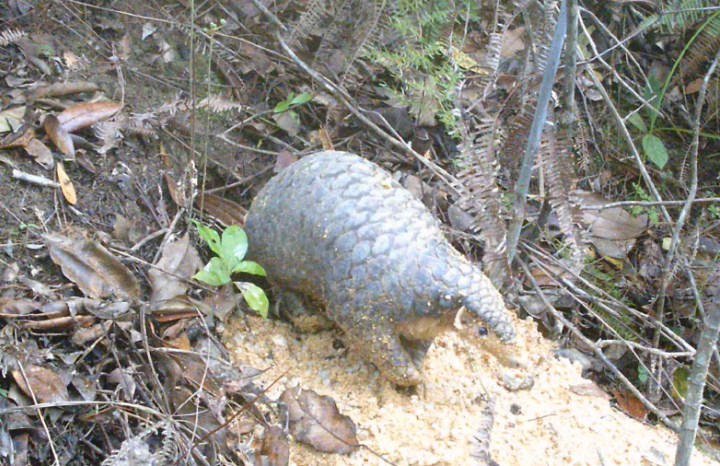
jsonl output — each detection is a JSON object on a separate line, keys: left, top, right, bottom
{"left": 45, "top": 233, "right": 140, "bottom": 300}
{"left": 280, "top": 386, "right": 358, "bottom": 455}
{"left": 56, "top": 101, "right": 122, "bottom": 133}
{"left": 44, "top": 114, "right": 75, "bottom": 158}
{"left": 148, "top": 232, "right": 202, "bottom": 303}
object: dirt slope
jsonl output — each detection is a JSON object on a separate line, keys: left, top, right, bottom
{"left": 224, "top": 313, "right": 718, "bottom": 466}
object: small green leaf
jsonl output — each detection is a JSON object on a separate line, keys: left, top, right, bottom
{"left": 290, "top": 92, "right": 312, "bottom": 105}
{"left": 672, "top": 367, "right": 689, "bottom": 399}
{"left": 273, "top": 101, "right": 290, "bottom": 113}
{"left": 231, "top": 261, "right": 266, "bottom": 276}
{"left": 642, "top": 133, "right": 669, "bottom": 169}
{"left": 220, "top": 225, "right": 248, "bottom": 268}
{"left": 637, "top": 364, "right": 648, "bottom": 384}
{"left": 191, "top": 219, "right": 222, "bottom": 257}
{"left": 236, "top": 282, "right": 269, "bottom": 318}
{"left": 627, "top": 112, "right": 647, "bottom": 133}
{"left": 194, "top": 257, "right": 231, "bottom": 286}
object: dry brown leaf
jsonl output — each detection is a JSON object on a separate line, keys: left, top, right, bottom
{"left": 0, "top": 298, "right": 41, "bottom": 316}
{"left": 148, "top": 232, "right": 202, "bottom": 303}
{"left": 45, "top": 233, "right": 140, "bottom": 300}
{"left": 280, "top": 386, "right": 358, "bottom": 455}
{"left": 24, "top": 138, "right": 54, "bottom": 168}
{"left": 578, "top": 191, "right": 649, "bottom": 259}
{"left": 56, "top": 101, "right": 122, "bottom": 133}
{"left": 12, "top": 364, "right": 69, "bottom": 404}
{"left": 56, "top": 162, "right": 77, "bottom": 205}
{"left": 500, "top": 26, "right": 526, "bottom": 58}
{"left": 196, "top": 194, "right": 247, "bottom": 226}
{"left": 0, "top": 124, "right": 33, "bottom": 148}
{"left": 613, "top": 389, "right": 648, "bottom": 421}
{"left": 44, "top": 114, "right": 75, "bottom": 158}
{"left": 684, "top": 78, "right": 704, "bottom": 94}
{"left": 25, "top": 82, "right": 99, "bottom": 101}
{"left": 258, "top": 425, "right": 290, "bottom": 466}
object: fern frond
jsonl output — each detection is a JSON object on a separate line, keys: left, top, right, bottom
{"left": 673, "top": 13, "right": 720, "bottom": 84}
{"left": 540, "top": 115, "right": 586, "bottom": 272}
{"left": 637, "top": 0, "right": 716, "bottom": 34}
{"left": 454, "top": 108, "right": 510, "bottom": 287}
{"left": 0, "top": 28, "right": 26, "bottom": 47}
{"left": 197, "top": 93, "right": 246, "bottom": 113}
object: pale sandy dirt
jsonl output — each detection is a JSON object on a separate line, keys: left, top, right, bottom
{"left": 223, "top": 313, "right": 718, "bottom": 466}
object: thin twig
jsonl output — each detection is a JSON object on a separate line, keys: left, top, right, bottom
{"left": 516, "top": 257, "right": 679, "bottom": 431}
{"left": 582, "top": 198, "right": 720, "bottom": 210}
{"left": 507, "top": 0, "right": 567, "bottom": 261}
{"left": 674, "top": 48, "right": 720, "bottom": 466}
{"left": 273, "top": 30, "right": 462, "bottom": 196}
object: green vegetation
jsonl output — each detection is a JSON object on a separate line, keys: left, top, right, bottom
{"left": 191, "top": 220, "right": 269, "bottom": 318}
{"left": 364, "top": 0, "right": 476, "bottom": 129}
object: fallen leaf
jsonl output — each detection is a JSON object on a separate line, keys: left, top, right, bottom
{"left": 280, "top": 387, "right": 358, "bottom": 455}
{"left": 612, "top": 389, "right": 648, "bottom": 421}
{"left": 56, "top": 162, "right": 77, "bottom": 205}
{"left": 12, "top": 364, "right": 69, "bottom": 403}
{"left": 45, "top": 233, "right": 140, "bottom": 300}
{"left": 501, "top": 26, "right": 526, "bottom": 58}
{"left": 56, "top": 101, "right": 122, "bottom": 132}
{"left": 195, "top": 194, "right": 247, "bottom": 227}
{"left": 44, "top": 114, "right": 75, "bottom": 158}
{"left": 578, "top": 191, "right": 649, "bottom": 259}
{"left": 24, "top": 138, "right": 54, "bottom": 168}
{"left": 25, "top": 81, "right": 99, "bottom": 101}
{"left": 0, "top": 106, "right": 25, "bottom": 133}
{"left": 148, "top": 232, "right": 202, "bottom": 303}
{"left": 258, "top": 425, "right": 290, "bottom": 466}
{"left": 0, "top": 298, "right": 41, "bottom": 316}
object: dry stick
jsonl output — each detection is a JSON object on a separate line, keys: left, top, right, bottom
{"left": 578, "top": 14, "right": 712, "bottom": 394}
{"left": 655, "top": 49, "right": 720, "bottom": 399}
{"left": 273, "top": 31, "right": 462, "bottom": 197}
{"left": 582, "top": 198, "right": 720, "bottom": 210}
{"left": 516, "top": 257, "right": 680, "bottom": 431}
{"left": 524, "top": 242, "right": 695, "bottom": 353}
{"left": 527, "top": 253, "right": 682, "bottom": 407}
{"left": 506, "top": 0, "right": 567, "bottom": 261}
{"left": 674, "top": 48, "right": 720, "bottom": 466}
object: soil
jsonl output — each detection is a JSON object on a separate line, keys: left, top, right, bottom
{"left": 224, "top": 312, "right": 719, "bottom": 466}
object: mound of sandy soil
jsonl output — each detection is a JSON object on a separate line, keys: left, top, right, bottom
{"left": 223, "top": 313, "right": 717, "bottom": 466}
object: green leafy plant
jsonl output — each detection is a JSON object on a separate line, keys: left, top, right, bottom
{"left": 273, "top": 92, "right": 312, "bottom": 122}
{"left": 363, "top": 0, "right": 477, "bottom": 129}
{"left": 191, "top": 219, "right": 269, "bottom": 318}
{"left": 630, "top": 183, "right": 660, "bottom": 224}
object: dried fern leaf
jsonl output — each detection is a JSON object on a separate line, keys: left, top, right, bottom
{"left": 471, "top": 397, "right": 497, "bottom": 465}
{"left": 0, "top": 28, "right": 26, "bottom": 47}
{"left": 673, "top": 14, "right": 720, "bottom": 84}
{"left": 539, "top": 114, "right": 586, "bottom": 272}
{"left": 197, "top": 94, "right": 246, "bottom": 113}
{"left": 454, "top": 109, "right": 511, "bottom": 287}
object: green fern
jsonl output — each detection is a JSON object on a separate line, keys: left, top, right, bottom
{"left": 637, "top": 0, "right": 717, "bottom": 33}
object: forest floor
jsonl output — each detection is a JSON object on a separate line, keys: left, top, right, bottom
{"left": 0, "top": 1, "right": 718, "bottom": 465}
